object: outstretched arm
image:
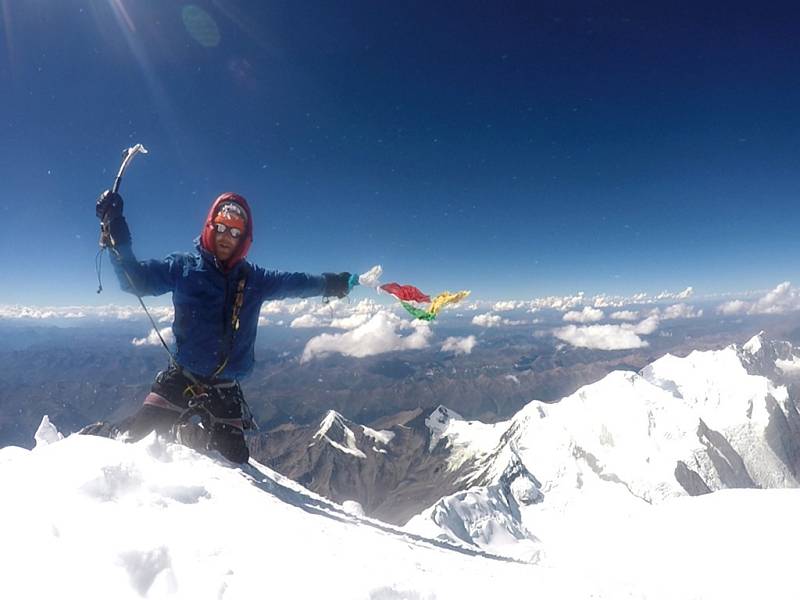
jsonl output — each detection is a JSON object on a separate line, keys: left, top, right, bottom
{"left": 257, "top": 269, "right": 354, "bottom": 301}
{"left": 97, "top": 191, "right": 180, "bottom": 297}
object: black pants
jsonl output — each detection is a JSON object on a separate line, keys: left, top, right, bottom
{"left": 124, "top": 365, "right": 250, "bottom": 464}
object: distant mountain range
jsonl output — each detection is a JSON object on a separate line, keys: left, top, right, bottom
{"left": 0, "top": 321, "right": 664, "bottom": 448}
{"left": 248, "top": 332, "right": 800, "bottom": 542}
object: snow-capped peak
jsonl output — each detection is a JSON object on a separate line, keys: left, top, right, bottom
{"left": 742, "top": 330, "right": 766, "bottom": 355}
{"left": 312, "top": 409, "right": 366, "bottom": 458}
{"left": 314, "top": 409, "right": 348, "bottom": 438}
{"left": 425, "top": 405, "right": 464, "bottom": 452}
{"left": 738, "top": 331, "right": 800, "bottom": 378}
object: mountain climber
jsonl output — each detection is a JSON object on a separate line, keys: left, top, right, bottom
{"left": 91, "top": 190, "right": 355, "bottom": 463}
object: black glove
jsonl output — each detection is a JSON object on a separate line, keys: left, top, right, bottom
{"left": 323, "top": 272, "right": 352, "bottom": 298}
{"left": 96, "top": 190, "right": 124, "bottom": 222}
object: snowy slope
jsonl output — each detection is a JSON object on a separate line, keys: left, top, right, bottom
{"left": 407, "top": 333, "right": 800, "bottom": 592}
{"left": 0, "top": 419, "right": 642, "bottom": 600}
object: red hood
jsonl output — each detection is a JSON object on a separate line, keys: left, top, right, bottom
{"left": 200, "top": 192, "right": 254, "bottom": 271}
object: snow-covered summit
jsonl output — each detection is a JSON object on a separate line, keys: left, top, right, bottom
{"left": 1, "top": 419, "right": 618, "bottom": 600}
{"left": 407, "top": 334, "right": 800, "bottom": 582}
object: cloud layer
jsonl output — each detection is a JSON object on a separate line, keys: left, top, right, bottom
{"left": 441, "top": 335, "right": 477, "bottom": 355}
{"left": 553, "top": 323, "right": 651, "bottom": 350}
{"left": 717, "top": 282, "right": 800, "bottom": 316}
{"left": 563, "top": 307, "right": 604, "bottom": 323}
{"left": 301, "top": 311, "right": 432, "bottom": 362}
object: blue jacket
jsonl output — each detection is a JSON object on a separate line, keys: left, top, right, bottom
{"left": 111, "top": 239, "right": 328, "bottom": 380}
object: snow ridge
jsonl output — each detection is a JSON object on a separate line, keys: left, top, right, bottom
{"left": 3, "top": 424, "right": 602, "bottom": 600}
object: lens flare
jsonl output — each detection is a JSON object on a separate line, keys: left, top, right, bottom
{"left": 182, "top": 5, "right": 220, "bottom": 48}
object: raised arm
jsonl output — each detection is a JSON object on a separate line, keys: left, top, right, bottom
{"left": 96, "top": 190, "right": 181, "bottom": 297}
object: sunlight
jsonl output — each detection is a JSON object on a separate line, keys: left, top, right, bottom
{"left": 100, "top": 0, "right": 184, "bottom": 160}
{"left": 0, "top": 0, "right": 15, "bottom": 71}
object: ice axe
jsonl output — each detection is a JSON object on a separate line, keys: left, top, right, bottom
{"left": 96, "top": 144, "right": 149, "bottom": 292}
{"left": 112, "top": 143, "right": 149, "bottom": 194}
{"left": 99, "top": 144, "right": 148, "bottom": 249}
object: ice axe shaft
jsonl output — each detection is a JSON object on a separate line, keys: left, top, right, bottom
{"left": 112, "top": 143, "right": 149, "bottom": 194}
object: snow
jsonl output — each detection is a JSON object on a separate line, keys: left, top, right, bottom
{"left": 742, "top": 331, "right": 764, "bottom": 354}
{"left": 313, "top": 410, "right": 367, "bottom": 458}
{"left": 407, "top": 484, "right": 542, "bottom": 563}
{"left": 0, "top": 425, "right": 630, "bottom": 600}
{"left": 341, "top": 500, "right": 366, "bottom": 516}
{"left": 362, "top": 426, "right": 395, "bottom": 446}
{"left": 7, "top": 335, "right": 800, "bottom": 598}
{"left": 776, "top": 356, "right": 800, "bottom": 374}
{"left": 34, "top": 415, "right": 63, "bottom": 448}
{"left": 406, "top": 336, "right": 800, "bottom": 598}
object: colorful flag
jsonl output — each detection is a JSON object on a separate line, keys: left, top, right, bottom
{"left": 380, "top": 283, "right": 431, "bottom": 304}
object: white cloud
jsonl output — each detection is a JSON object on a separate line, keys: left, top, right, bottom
{"left": 553, "top": 324, "right": 649, "bottom": 350}
{"left": 718, "top": 299, "right": 749, "bottom": 316}
{"left": 749, "top": 281, "right": 800, "bottom": 314}
{"left": 287, "top": 300, "right": 314, "bottom": 315}
{"left": 563, "top": 307, "right": 604, "bottom": 323}
{"left": 655, "top": 287, "right": 693, "bottom": 301}
{"left": 610, "top": 310, "right": 639, "bottom": 321}
{"left": 330, "top": 313, "right": 373, "bottom": 330}
{"left": 132, "top": 327, "right": 174, "bottom": 347}
{"left": 441, "top": 335, "right": 477, "bottom": 355}
{"left": 553, "top": 314, "right": 660, "bottom": 350}
{"left": 492, "top": 301, "right": 521, "bottom": 312}
{"left": 529, "top": 292, "right": 586, "bottom": 311}
{"left": 633, "top": 315, "right": 660, "bottom": 335}
{"left": 290, "top": 314, "right": 324, "bottom": 328}
{"left": 716, "top": 282, "right": 800, "bottom": 316}
{"left": 472, "top": 313, "right": 504, "bottom": 328}
{"left": 661, "top": 304, "right": 703, "bottom": 320}
{"left": 301, "top": 311, "right": 432, "bottom": 362}
{"left": 459, "top": 287, "right": 698, "bottom": 316}
{"left": 592, "top": 295, "right": 621, "bottom": 308}
{"left": 261, "top": 301, "right": 290, "bottom": 315}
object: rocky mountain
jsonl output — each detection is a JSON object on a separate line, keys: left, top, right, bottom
{"left": 248, "top": 407, "right": 484, "bottom": 524}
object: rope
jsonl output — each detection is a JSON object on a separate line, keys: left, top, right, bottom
{"left": 99, "top": 226, "right": 177, "bottom": 365}
{"left": 95, "top": 247, "right": 106, "bottom": 294}
{"left": 111, "top": 245, "right": 177, "bottom": 364}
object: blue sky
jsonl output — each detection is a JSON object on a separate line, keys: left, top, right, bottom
{"left": 2, "top": 1, "right": 800, "bottom": 305}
